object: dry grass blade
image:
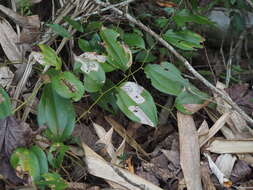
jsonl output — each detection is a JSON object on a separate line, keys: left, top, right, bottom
{"left": 199, "top": 112, "right": 231, "bottom": 147}
{"left": 82, "top": 143, "right": 163, "bottom": 190}
{"left": 177, "top": 111, "right": 202, "bottom": 190}
{"left": 206, "top": 139, "right": 253, "bottom": 153}
{"left": 105, "top": 116, "right": 149, "bottom": 158}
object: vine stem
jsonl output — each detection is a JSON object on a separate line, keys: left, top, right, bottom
{"left": 94, "top": 0, "right": 253, "bottom": 125}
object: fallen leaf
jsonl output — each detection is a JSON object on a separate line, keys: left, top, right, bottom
{"left": 0, "top": 116, "right": 31, "bottom": 157}
{"left": 225, "top": 83, "right": 253, "bottom": 115}
{"left": 231, "top": 160, "right": 252, "bottom": 183}
{"left": 206, "top": 139, "right": 253, "bottom": 154}
{"left": 0, "top": 66, "right": 14, "bottom": 89}
{"left": 0, "top": 18, "right": 22, "bottom": 63}
{"left": 82, "top": 142, "right": 163, "bottom": 190}
{"left": 105, "top": 116, "right": 149, "bottom": 158}
{"left": 177, "top": 112, "right": 202, "bottom": 190}
{"left": 156, "top": 0, "right": 177, "bottom": 7}
{"left": 0, "top": 116, "right": 45, "bottom": 184}
{"left": 215, "top": 154, "right": 237, "bottom": 178}
{"left": 204, "top": 153, "right": 232, "bottom": 188}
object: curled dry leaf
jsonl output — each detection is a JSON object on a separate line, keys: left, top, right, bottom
{"left": 204, "top": 153, "right": 232, "bottom": 188}
{"left": 0, "top": 5, "right": 40, "bottom": 29}
{"left": 0, "top": 18, "right": 21, "bottom": 63}
{"left": 105, "top": 116, "right": 149, "bottom": 157}
{"left": 0, "top": 116, "right": 33, "bottom": 184}
{"left": 215, "top": 154, "right": 237, "bottom": 179}
{"left": 82, "top": 143, "right": 163, "bottom": 190}
{"left": 0, "top": 5, "right": 40, "bottom": 45}
{"left": 0, "top": 116, "right": 46, "bottom": 184}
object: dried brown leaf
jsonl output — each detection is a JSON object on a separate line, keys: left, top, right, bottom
{"left": 206, "top": 139, "right": 253, "bottom": 154}
{"left": 231, "top": 160, "right": 252, "bottom": 183}
{"left": 177, "top": 112, "right": 202, "bottom": 190}
{"left": 225, "top": 84, "right": 253, "bottom": 115}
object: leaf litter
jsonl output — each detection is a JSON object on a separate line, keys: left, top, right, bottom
{"left": 1, "top": 0, "right": 253, "bottom": 189}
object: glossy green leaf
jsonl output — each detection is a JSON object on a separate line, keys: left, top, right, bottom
{"left": 10, "top": 147, "right": 41, "bottom": 182}
{"left": 123, "top": 33, "right": 145, "bottom": 49}
{"left": 37, "top": 84, "right": 75, "bottom": 142}
{"left": 0, "top": 87, "right": 12, "bottom": 119}
{"left": 74, "top": 53, "right": 106, "bottom": 92}
{"left": 78, "top": 39, "right": 92, "bottom": 52}
{"left": 116, "top": 82, "right": 158, "bottom": 127}
{"left": 100, "top": 28, "right": 132, "bottom": 71}
{"left": 47, "top": 24, "right": 71, "bottom": 38}
{"left": 49, "top": 70, "right": 85, "bottom": 101}
{"left": 39, "top": 44, "right": 62, "bottom": 70}
{"left": 175, "top": 85, "right": 209, "bottom": 114}
{"left": 30, "top": 146, "right": 48, "bottom": 175}
{"left": 144, "top": 62, "right": 188, "bottom": 96}
{"left": 39, "top": 172, "right": 68, "bottom": 190}
{"left": 163, "top": 29, "right": 205, "bottom": 51}
{"left": 63, "top": 16, "right": 84, "bottom": 32}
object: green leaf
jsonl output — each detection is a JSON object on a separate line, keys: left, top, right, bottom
{"left": 0, "top": 87, "right": 12, "bottom": 119}
{"left": 144, "top": 62, "right": 188, "bottom": 96}
{"left": 100, "top": 28, "right": 132, "bottom": 71}
{"left": 30, "top": 146, "right": 48, "bottom": 175}
{"left": 47, "top": 143, "right": 68, "bottom": 169}
{"left": 74, "top": 53, "right": 106, "bottom": 92}
{"left": 135, "top": 50, "right": 157, "bottom": 63}
{"left": 90, "top": 79, "right": 118, "bottom": 113}
{"left": 39, "top": 44, "right": 62, "bottom": 70}
{"left": 172, "top": 9, "right": 214, "bottom": 27}
{"left": 49, "top": 70, "right": 85, "bottom": 101}
{"left": 85, "top": 21, "right": 102, "bottom": 32}
{"left": 63, "top": 16, "right": 84, "bottom": 32}
{"left": 155, "top": 17, "right": 169, "bottom": 29}
{"left": 47, "top": 24, "right": 71, "bottom": 38}
{"left": 37, "top": 84, "right": 75, "bottom": 142}
{"left": 78, "top": 39, "right": 92, "bottom": 52}
{"left": 123, "top": 33, "right": 145, "bottom": 49}
{"left": 116, "top": 82, "right": 158, "bottom": 127}
{"left": 39, "top": 172, "right": 68, "bottom": 190}
{"left": 10, "top": 147, "right": 41, "bottom": 182}
{"left": 163, "top": 29, "right": 205, "bottom": 51}
{"left": 175, "top": 85, "right": 209, "bottom": 114}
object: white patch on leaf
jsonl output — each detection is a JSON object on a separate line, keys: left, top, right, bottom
{"left": 80, "top": 52, "right": 106, "bottom": 63}
{"left": 31, "top": 51, "right": 45, "bottom": 65}
{"left": 129, "top": 106, "right": 154, "bottom": 127}
{"left": 80, "top": 61, "right": 99, "bottom": 74}
{"left": 121, "top": 82, "right": 145, "bottom": 104}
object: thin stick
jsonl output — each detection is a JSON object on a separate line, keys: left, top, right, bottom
{"left": 94, "top": 0, "right": 253, "bottom": 125}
